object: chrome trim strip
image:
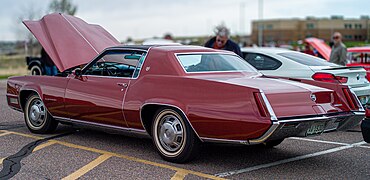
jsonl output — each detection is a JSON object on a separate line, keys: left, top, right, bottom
{"left": 201, "top": 122, "right": 280, "bottom": 145}
{"left": 139, "top": 103, "right": 203, "bottom": 142}
{"left": 278, "top": 116, "right": 330, "bottom": 123}
{"left": 353, "top": 111, "right": 365, "bottom": 115}
{"left": 248, "top": 122, "right": 280, "bottom": 144}
{"left": 349, "top": 88, "right": 365, "bottom": 111}
{"left": 259, "top": 89, "right": 278, "bottom": 121}
{"left": 201, "top": 137, "right": 249, "bottom": 145}
{"left": 54, "top": 116, "right": 149, "bottom": 135}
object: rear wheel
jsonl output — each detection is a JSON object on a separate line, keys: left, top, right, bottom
{"left": 30, "top": 65, "right": 42, "bottom": 75}
{"left": 152, "top": 108, "right": 200, "bottom": 163}
{"left": 24, "top": 94, "right": 58, "bottom": 134}
{"left": 262, "top": 139, "right": 284, "bottom": 148}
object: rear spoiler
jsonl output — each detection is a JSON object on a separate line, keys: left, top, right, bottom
{"left": 322, "top": 66, "right": 365, "bottom": 70}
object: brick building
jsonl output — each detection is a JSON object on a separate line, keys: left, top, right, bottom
{"left": 251, "top": 16, "right": 370, "bottom": 45}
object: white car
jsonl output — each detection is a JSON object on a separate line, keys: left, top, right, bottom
{"left": 241, "top": 47, "right": 370, "bottom": 105}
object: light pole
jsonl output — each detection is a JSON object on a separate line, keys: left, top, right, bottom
{"left": 258, "top": 0, "right": 263, "bottom": 46}
{"left": 240, "top": 2, "right": 245, "bottom": 35}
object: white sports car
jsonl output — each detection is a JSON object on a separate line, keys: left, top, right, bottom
{"left": 241, "top": 47, "right": 370, "bottom": 105}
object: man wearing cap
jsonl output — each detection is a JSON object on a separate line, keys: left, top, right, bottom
{"left": 204, "top": 25, "right": 242, "bottom": 57}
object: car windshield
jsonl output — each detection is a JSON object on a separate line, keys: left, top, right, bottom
{"left": 177, "top": 54, "right": 257, "bottom": 73}
{"left": 279, "top": 52, "right": 340, "bottom": 66}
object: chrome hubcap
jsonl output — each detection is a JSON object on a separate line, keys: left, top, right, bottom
{"left": 158, "top": 115, "right": 184, "bottom": 152}
{"left": 28, "top": 99, "right": 46, "bottom": 127}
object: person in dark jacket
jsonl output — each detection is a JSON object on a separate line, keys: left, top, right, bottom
{"left": 204, "top": 25, "right": 242, "bottom": 57}
{"left": 41, "top": 48, "right": 58, "bottom": 76}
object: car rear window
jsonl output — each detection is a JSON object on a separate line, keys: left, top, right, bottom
{"left": 244, "top": 53, "right": 282, "bottom": 70}
{"left": 177, "top": 54, "right": 257, "bottom": 73}
{"left": 279, "top": 52, "right": 339, "bottom": 66}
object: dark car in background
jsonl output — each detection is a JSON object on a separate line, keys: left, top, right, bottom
{"left": 26, "top": 56, "right": 44, "bottom": 75}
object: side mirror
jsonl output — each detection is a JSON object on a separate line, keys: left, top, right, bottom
{"left": 73, "top": 68, "right": 82, "bottom": 77}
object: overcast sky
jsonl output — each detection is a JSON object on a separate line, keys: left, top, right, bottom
{"left": 0, "top": 0, "right": 369, "bottom": 41}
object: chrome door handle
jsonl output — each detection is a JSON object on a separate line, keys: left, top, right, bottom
{"left": 117, "top": 83, "right": 128, "bottom": 88}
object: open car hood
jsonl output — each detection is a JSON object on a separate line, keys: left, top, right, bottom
{"left": 23, "top": 13, "right": 120, "bottom": 72}
{"left": 305, "top": 37, "right": 331, "bottom": 61}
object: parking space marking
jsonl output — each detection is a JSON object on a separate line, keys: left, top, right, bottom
{"left": 0, "top": 131, "right": 12, "bottom": 137}
{"left": 215, "top": 141, "right": 366, "bottom": 177}
{"left": 359, "top": 145, "right": 370, "bottom": 149}
{"left": 289, "top": 137, "right": 350, "bottom": 146}
{"left": 1, "top": 130, "right": 224, "bottom": 180}
{"left": 32, "top": 141, "right": 57, "bottom": 152}
{"left": 171, "top": 171, "right": 188, "bottom": 180}
{"left": 62, "top": 154, "right": 112, "bottom": 180}
{"left": 0, "top": 138, "right": 56, "bottom": 166}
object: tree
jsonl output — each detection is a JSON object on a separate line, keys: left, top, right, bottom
{"left": 14, "top": 3, "right": 42, "bottom": 56}
{"left": 48, "top": 0, "right": 77, "bottom": 15}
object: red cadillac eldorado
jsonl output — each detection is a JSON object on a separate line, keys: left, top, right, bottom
{"left": 6, "top": 14, "right": 365, "bottom": 163}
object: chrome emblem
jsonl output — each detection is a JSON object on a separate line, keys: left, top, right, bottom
{"left": 310, "top": 94, "right": 317, "bottom": 102}
{"left": 357, "top": 74, "right": 360, "bottom": 80}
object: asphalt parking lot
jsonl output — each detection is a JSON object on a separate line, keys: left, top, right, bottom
{"left": 0, "top": 80, "right": 369, "bottom": 179}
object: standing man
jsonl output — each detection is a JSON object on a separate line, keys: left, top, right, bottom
{"left": 204, "top": 25, "right": 242, "bottom": 57}
{"left": 329, "top": 32, "right": 347, "bottom": 66}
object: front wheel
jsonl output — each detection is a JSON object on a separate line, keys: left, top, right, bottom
{"left": 152, "top": 108, "right": 200, "bottom": 163}
{"left": 24, "top": 94, "right": 58, "bottom": 134}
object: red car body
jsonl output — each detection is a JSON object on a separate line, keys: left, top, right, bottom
{"left": 6, "top": 14, "right": 365, "bottom": 162}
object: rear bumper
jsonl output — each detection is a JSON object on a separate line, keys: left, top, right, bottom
{"left": 248, "top": 111, "right": 364, "bottom": 145}
{"left": 361, "top": 118, "right": 370, "bottom": 143}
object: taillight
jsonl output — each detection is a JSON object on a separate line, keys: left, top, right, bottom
{"left": 253, "top": 92, "right": 268, "bottom": 117}
{"left": 312, "top": 73, "right": 348, "bottom": 83}
{"left": 313, "top": 92, "right": 333, "bottom": 104}
{"left": 342, "top": 88, "right": 359, "bottom": 110}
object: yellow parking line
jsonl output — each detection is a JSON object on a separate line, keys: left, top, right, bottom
{"left": 0, "top": 131, "right": 12, "bottom": 137}
{"left": 4, "top": 130, "right": 225, "bottom": 180}
{"left": 3, "top": 130, "right": 43, "bottom": 140}
{"left": 62, "top": 154, "right": 112, "bottom": 180}
{"left": 0, "top": 138, "right": 56, "bottom": 166}
{"left": 33, "top": 141, "right": 57, "bottom": 152}
{"left": 171, "top": 171, "right": 188, "bottom": 180}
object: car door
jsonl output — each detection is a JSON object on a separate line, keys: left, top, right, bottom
{"left": 64, "top": 50, "right": 145, "bottom": 127}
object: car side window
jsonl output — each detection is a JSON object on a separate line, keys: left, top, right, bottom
{"left": 244, "top": 53, "right": 282, "bottom": 70}
{"left": 84, "top": 51, "right": 145, "bottom": 78}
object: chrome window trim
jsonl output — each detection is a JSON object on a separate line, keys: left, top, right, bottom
{"left": 174, "top": 52, "right": 259, "bottom": 74}
{"left": 80, "top": 47, "right": 151, "bottom": 80}
{"left": 139, "top": 102, "right": 203, "bottom": 142}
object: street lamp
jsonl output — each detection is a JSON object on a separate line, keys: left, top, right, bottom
{"left": 258, "top": 0, "right": 263, "bottom": 46}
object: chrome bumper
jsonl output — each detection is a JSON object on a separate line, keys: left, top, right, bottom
{"left": 248, "top": 111, "right": 365, "bottom": 145}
